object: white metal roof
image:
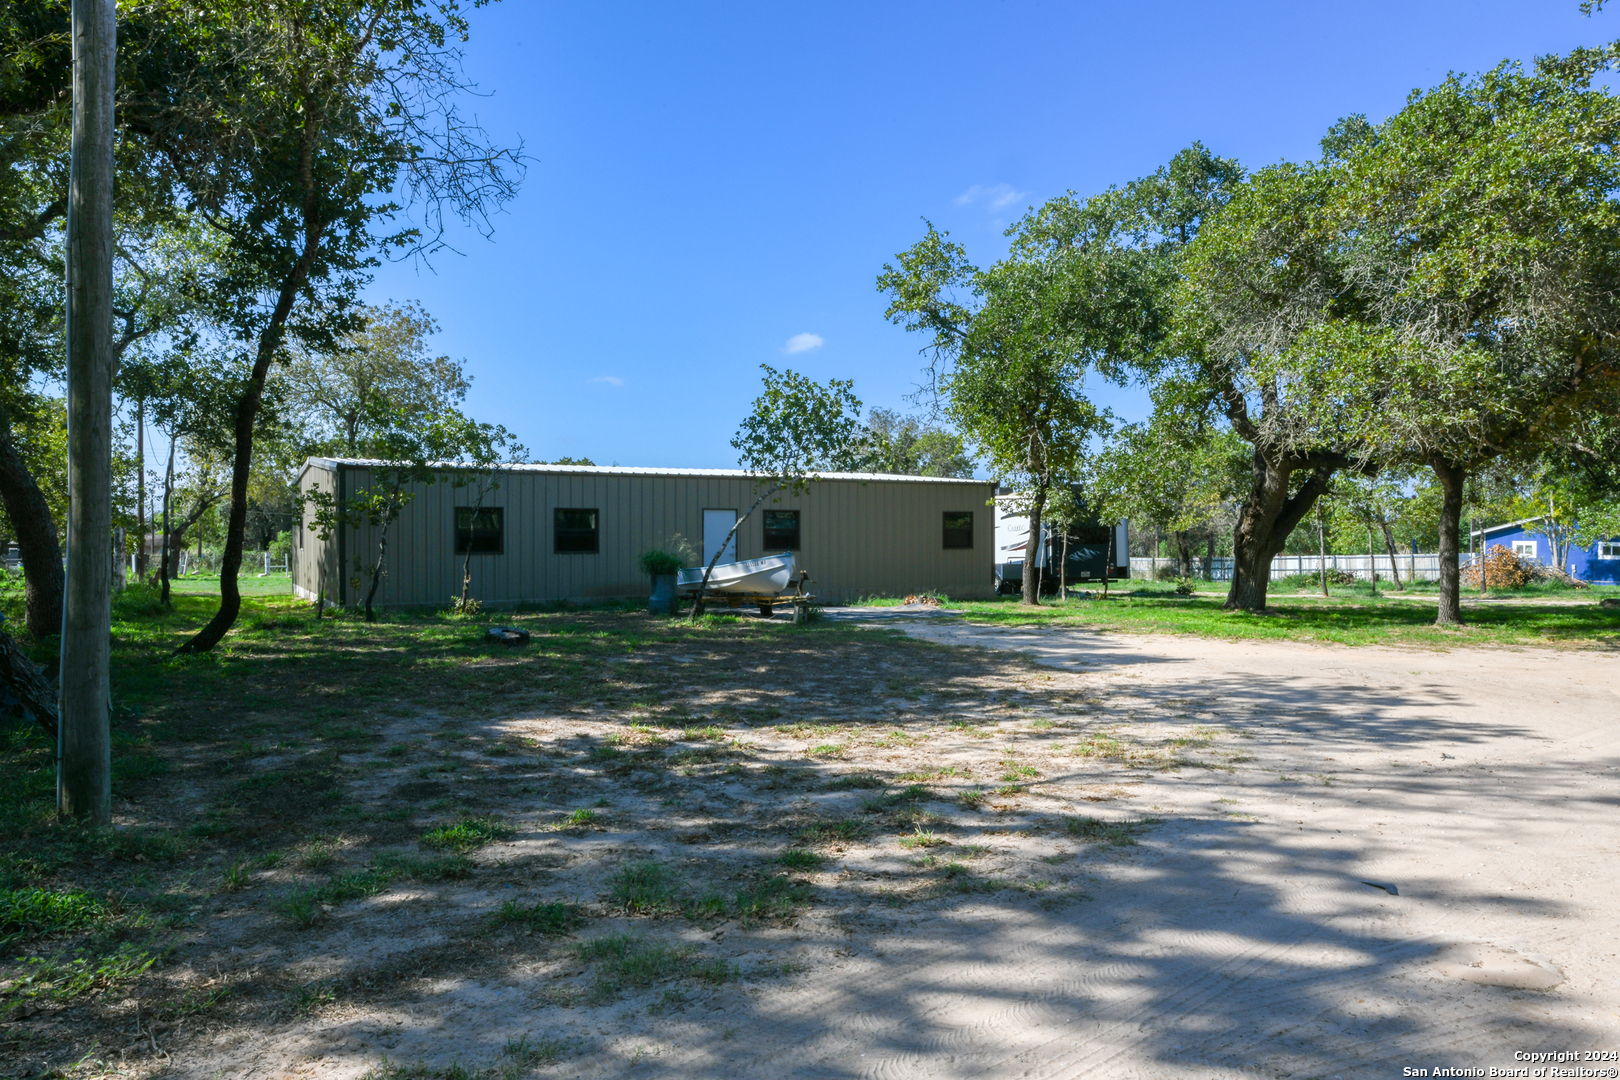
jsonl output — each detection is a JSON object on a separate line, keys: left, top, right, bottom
{"left": 303, "top": 457, "right": 989, "bottom": 485}
{"left": 1470, "top": 516, "right": 1547, "bottom": 539}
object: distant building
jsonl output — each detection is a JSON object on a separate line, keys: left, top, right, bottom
{"left": 1470, "top": 517, "right": 1620, "bottom": 584}
{"left": 291, "top": 458, "right": 997, "bottom": 608}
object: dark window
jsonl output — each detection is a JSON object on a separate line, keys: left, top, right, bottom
{"left": 554, "top": 508, "right": 599, "bottom": 553}
{"left": 455, "top": 507, "right": 504, "bottom": 554}
{"left": 763, "top": 509, "right": 800, "bottom": 550}
{"left": 943, "top": 511, "right": 974, "bottom": 549}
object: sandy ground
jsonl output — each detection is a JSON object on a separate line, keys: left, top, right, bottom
{"left": 831, "top": 613, "right": 1620, "bottom": 1079}
{"left": 146, "top": 613, "right": 1619, "bottom": 1080}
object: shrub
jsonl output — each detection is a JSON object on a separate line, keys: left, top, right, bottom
{"left": 638, "top": 550, "right": 683, "bottom": 576}
{"left": 1462, "top": 545, "right": 1533, "bottom": 589}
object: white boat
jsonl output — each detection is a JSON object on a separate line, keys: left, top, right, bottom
{"left": 677, "top": 552, "right": 797, "bottom": 595}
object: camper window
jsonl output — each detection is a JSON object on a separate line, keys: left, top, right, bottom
{"left": 554, "top": 508, "right": 599, "bottom": 553}
{"left": 943, "top": 512, "right": 973, "bottom": 549}
{"left": 763, "top": 509, "right": 800, "bottom": 550}
{"left": 455, "top": 507, "right": 504, "bottom": 554}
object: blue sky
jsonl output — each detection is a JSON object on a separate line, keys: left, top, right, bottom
{"left": 367, "top": 0, "right": 1609, "bottom": 471}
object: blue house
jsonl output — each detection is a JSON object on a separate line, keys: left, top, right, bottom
{"left": 1471, "top": 517, "right": 1620, "bottom": 584}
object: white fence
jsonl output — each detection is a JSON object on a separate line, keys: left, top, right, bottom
{"left": 1130, "top": 552, "right": 1456, "bottom": 583}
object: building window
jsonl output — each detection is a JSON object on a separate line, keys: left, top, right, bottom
{"left": 455, "top": 507, "right": 504, "bottom": 554}
{"left": 1511, "top": 540, "right": 1536, "bottom": 560}
{"left": 763, "top": 509, "right": 800, "bottom": 550}
{"left": 554, "top": 508, "right": 599, "bottom": 553}
{"left": 1599, "top": 541, "right": 1620, "bottom": 559}
{"left": 943, "top": 511, "right": 974, "bottom": 549}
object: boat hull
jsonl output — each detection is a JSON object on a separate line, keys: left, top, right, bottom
{"left": 677, "top": 552, "right": 797, "bottom": 595}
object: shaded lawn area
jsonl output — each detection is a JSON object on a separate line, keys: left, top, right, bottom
{"left": 946, "top": 589, "right": 1620, "bottom": 649}
{"left": 6, "top": 589, "right": 1133, "bottom": 1076}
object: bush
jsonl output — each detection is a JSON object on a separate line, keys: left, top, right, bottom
{"left": 638, "top": 550, "right": 683, "bottom": 576}
{"left": 1173, "top": 577, "right": 1195, "bottom": 595}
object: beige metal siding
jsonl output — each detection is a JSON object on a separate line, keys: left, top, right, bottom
{"left": 291, "top": 462, "right": 339, "bottom": 602}
{"left": 313, "top": 462, "right": 994, "bottom": 608}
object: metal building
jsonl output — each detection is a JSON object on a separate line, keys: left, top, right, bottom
{"left": 291, "top": 458, "right": 996, "bottom": 608}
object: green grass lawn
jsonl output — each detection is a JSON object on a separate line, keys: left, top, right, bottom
{"left": 164, "top": 571, "right": 295, "bottom": 597}
{"left": 942, "top": 581, "right": 1620, "bottom": 649}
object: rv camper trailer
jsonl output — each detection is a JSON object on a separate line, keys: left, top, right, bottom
{"left": 993, "top": 493, "right": 1128, "bottom": 594}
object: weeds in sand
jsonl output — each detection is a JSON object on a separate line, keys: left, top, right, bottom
{"left": 286, "top": 980, "right": 337, "bottom": 1016}
{"left": 221, "top": 861, "right": 253, "bottom": 892}
{"left": 6, "top": 943, "right": 156, "bottom": 1002}
{"left": 1063, "top": 816, "right": 1160, "bottom": 847}
{"left": 948, "top": 720, "right": 992, "bottom": 738}
{"left": 957, "top": 789, "right": 987, "bottom": 809}
{"left": 279, "top": 887, "right": 323, "bottom": 928}
{"left": 826, "top": 773, "right": 885, "bottom": 790}
{"left": 900, "top": 765, "right": 969, "bottom": 782}
{"left": 299, "top": 838, "right": 340, "bottom": 870}
{"left": 794, "top": 819, "right": 867, "bottom": 844}
{"left": 733, "top": 874, "right": 812, "bottom": 924}
{"left": 1000, "top": 765, "right": 1038, "bottom": 781}
{"left": 607, "top": 861, "right": 682, "bottom": 914}
{"left": 776, "top": 848, "right": 830, "bottom": 870}
{"left": 0, "top": 888, "right": 107, "bottom": 945}
{"left": 503, "top": 1035, "right": 566, "bottom": 1067}
{"left": 573, "top": 933, "right": 732, "bottom": 1003}
{"left": 489, "top": 900, "right": 586, "bottom": 935}
{"left": 898, "top": 829, "right": 945, "bottom": 850}
{"left": 808, "top": 743, "right": 847, "bottom": 758}
{"left": 682, "top": 725, "right": 726, "bottom": 741}
{"left": 556, "top": 808, "right": 599, "bottom": 830}
{"left": 371, "top": 850, "right": 474, "bottom": 881}
{"left": 420, "top": 816, "right": 514, "bottom": 853}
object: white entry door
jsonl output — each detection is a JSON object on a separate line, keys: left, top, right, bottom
{"left": 703, "top": 509, "right": 738, "bottom": 566}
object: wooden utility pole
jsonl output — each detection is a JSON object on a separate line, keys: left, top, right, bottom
{"left": 59, "top": 0, "right": 116, "bottom": 823}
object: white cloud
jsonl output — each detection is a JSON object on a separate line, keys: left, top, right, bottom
{"left": 783, "top": 333, "right": 824, "bottom": 355}
{"left": 954, "top": 183, "right": 1029, "bottom": 211}
{"left": 588, "top": 375, "right": 624, "bottom": 387}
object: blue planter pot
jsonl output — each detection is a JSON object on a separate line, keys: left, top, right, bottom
{"left": 648, "top": 573, "right": 677, "bottom": 615}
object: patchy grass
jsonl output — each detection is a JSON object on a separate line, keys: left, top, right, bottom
{"left": 489, "top": 900, "right": 586, "bottom": 935}
{"left": 419, "top": 816, "right": 515, "bottom": 852}
{"left": 1063, "top": 816, "right": 1161, "bottom": 847}
{"left": 573, "top": 933, "right": 733, "bottom": 1003}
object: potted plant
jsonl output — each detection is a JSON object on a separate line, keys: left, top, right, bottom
{"left": 639, "top": 550, "right": 682, "bottom": 615}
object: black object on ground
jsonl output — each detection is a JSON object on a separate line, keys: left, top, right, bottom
{"left": 1361, "top": 880, "right": 1399, "bottom": 896}
{"left": 484, "top": 626, "right": 532, "bottom": 646}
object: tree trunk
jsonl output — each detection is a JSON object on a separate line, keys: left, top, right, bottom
{"left": 1175, "top": 532, "right": 1192, "bottom": 578}
{"left": 1102, "top": 527, "right": 1113, "bottom": 599}
{"left": 177, "top": 176, "right": 327, "bottom": 652}
{"left": 135, "top": 403, "right": 147, "bottom": 580}
{"left": 1021, "top": 485, "right": 1046, "bottom": 606}
{"left": 0, "top": 415, "right": 66, "bottom": 638}
{"left": 1367, "top": 525, "right": 1378, "bottom": 597}
{"left": 1224, "top": 450, "right": 1329, "bottom": 613}
{"left": 1204, "top": 535, "right": 1215, "bottom": 580}
{"left": 1432, "top": 458, "right": 1466, "bottom": 626}
{"left": 1317, "top": 505, "right": 1329, "bottom": 597}
{"left": 364, "top": 525, "right": 389, "bottom": 622}
{"left": 1378, "top": 514, "right": 1405, "bottom": 590}
{"left": 60, "top": 0, "right": 117, "bottom": 823}
{"left": 1059, "top": 527, "right": 1068, "bottom": 600}
{"left": 160, "top": 436, "right": 174, "bottom": 606}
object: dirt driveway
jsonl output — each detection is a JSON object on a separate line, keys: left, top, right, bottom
{"left": 140, "top": 613, "right": 1617, "bottom": 1080}
{"left": 833, "top": 611, "right": 1620, "bottom": 1078}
